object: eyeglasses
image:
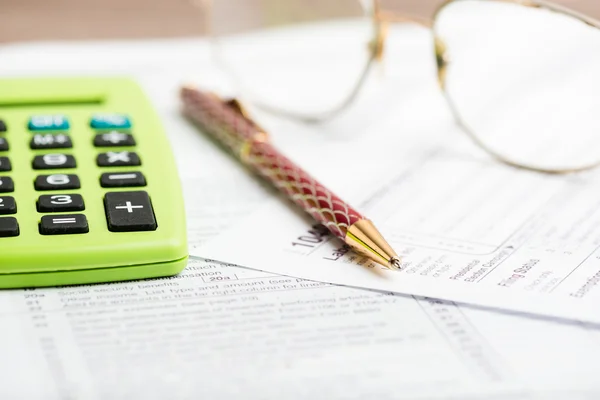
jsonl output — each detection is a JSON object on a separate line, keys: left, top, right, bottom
{"left": 207, "top": 0, "right": 600, "bottom": 174}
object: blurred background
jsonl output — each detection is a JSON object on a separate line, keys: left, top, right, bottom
{"left": 1, "top": 0, "right": 597, "bottom": 42}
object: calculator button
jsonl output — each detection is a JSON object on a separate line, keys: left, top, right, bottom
{"left": 0, "top": 157, "right": 11, "bottom": 172}
{"left": 0, "top": 177, "right": 14, "bottom": 193}
{"left": 93, "top": 131, "right": 136, "bottom": 147}
{"left": 100, "top": 172, "right": 146, "bottom": 188}
{"left": 90, "top": 114, "right": 131, "bottom": 130}
{"left": 32, "top": 154, "right": 76, "bottom": 170}
{"left": 28, "top": 115, "right": 70, "bottom": 131}
{"left": 37, "top": 194, "right": 85, "bottom": 212}
{"left": 35, "top": 174, "right": 81, "bottom": 191}
{"left": 104, "top": 191, "right": 157, "bottom": 232}
{"left": 0, "top": 196, "right": 16, "bottom": 215}
{"left": 0, "top": 217, "right": 19, "bottom": 237}
{"left": 0, "top": 120, "right": 6, "bottom": 132}
{"left": 97, "top": 151, "right": 141, "bottom": 167}
{"left": 0, "top": 138, "right": 8, "bottom": 151}
{"left": 30, "top": 134, "right": 73, "bottom": 149}
{"left": 39, "top": 214, "right": 89, "bottom": 235}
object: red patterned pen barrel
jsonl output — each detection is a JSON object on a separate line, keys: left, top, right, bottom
{"left": 246, "top": 140, "right": 362, "bottom": 238}
{"left": 181, "top": 86, "right": 401, "bottom": 269}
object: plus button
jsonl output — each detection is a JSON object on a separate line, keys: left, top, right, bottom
{"left": 104, "top": 191, "right": 156, "bottom": 232}
{"left": 115, "top": 201, "right": 144, "bottom": 213}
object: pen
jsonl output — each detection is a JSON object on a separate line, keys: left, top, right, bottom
{"left": 180, "top": 86, "right": 402, "bottom": 270}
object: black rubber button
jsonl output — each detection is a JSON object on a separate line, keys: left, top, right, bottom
{"left": 39, "top": 214, "right": 89, "bottom": 235}
{"left": 0, "top": 157, "right": 11, "bottom": 172}
{"left": 32, "top": 154, "right": 76, "bottom": 170}
{"left": 104, "top": 191, "right": 157, "bottom": 232}
{"left": 35, "top": 174, "right": 80, "bottom": 191}
{"left": 0, "top": 177, "right": 14, "bottom": 193}
{"left": 0, "top": 217, "right": 19, "bottom": 237}
{"left": 94, "top": 131, "right": 136, "bottom": 147}
{"left": 0, "top": 196, "right": 16, "bottom": 215}
{"left": 37, "top": 194, "right": 85, "bottom": 212}
{"left": 30, "top": 134, "right": 73, "bottom": 150}
{"left": 97, "top": 151, "right": 140, "bottom": 167}
{"left": 100, "top": 171, "right": 146, "bottom": 188}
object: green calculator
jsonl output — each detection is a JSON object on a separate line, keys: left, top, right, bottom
{"left": 0, "top": 77, "right": 188, "bottom": 288}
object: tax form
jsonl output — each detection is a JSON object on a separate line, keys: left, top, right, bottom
{"left": 192, "top": 23, "right": 600, "bottom": 325}
{"left": 1, "top": 32, "right": 600, "bottom": 399}
{"left": 200, "top": 145, "right": 600, "bottom": 323}
{"left": 3, "top": 257, "right": 600, "bottom": 399}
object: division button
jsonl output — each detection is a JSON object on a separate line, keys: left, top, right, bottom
{"left": 97, "top": 151, "right": 140, "bottom": 167}
{"left": 0, "top": 177, "right": 14, "bottom": 193}
{"left": 28, "top": 115, "right": 70, "bottom": 131}
{"left": 90, "top": 114, "right": 131, "bottom": 130}
{"left": 104, "top": 191, "right": 157, "bottom": 232}
{"left": 0, "top": 196, "right": 16, "bottom": 215}
{"left": 93, "top": 131, "right": 136, "bottom": 147}
{"left": 0, "top": 138, "right": 8, "bottom": 151}
{"left": 0, "top": 157, "right": 11, "bottom": 172}
{"left": 32, "top": 154, "right": 76, "bottom": 170}
{"left": 37, "top": 194, "right": 85, "bottom": 212}
{"left": 30, "top": 134, "right": 72, "bottom": 149}
{"left": 39, "top": 214, "right": 88, "bottom": 235}
{"left": 0, "top": 120, "right": 6, "bottom": 132}
{"left": 35, "top": 174, "right": 80, "bottom": 191}
{"left": 0, "top": 217, "right": 19, "bottom": 237}
{"left": 100, "top": 171, "right": 146, "bottom": 188}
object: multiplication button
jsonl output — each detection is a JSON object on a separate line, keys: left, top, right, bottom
{"left": 0, "top": 217, "right": 19, "bottom": 237}
{"left": 104, "top": 191, "right": 157, "bottom": 232}
{"left": 97, "top": 151, "right": 141, "bottom": 167}
{"left": 39, "top": 214, "right": 88, "bottom": 235}
{"left": 0, "top": 196, "right": 16, "bottom": 214}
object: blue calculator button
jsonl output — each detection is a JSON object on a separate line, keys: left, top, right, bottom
{"left": 90, "top": 114, "right": 131, "bottom": 129}
{"left": 28, "top": 115, "right": 70, "bottom": 131}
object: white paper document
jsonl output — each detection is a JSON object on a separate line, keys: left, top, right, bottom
{"left": 2, "top": 257, "right": 600, "bottom": 399}
{"left": 2, "top": 31, "right": 600, "bottom": 399}
{"left": 199, "top": 147, "right": 600, "bottom": 324}
{"left": 182, "top": 22, "right": 600, "bottom": 323}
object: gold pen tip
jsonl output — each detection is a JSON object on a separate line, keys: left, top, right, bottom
{"left": 388, "top": 257, "right": 402, "bottom": 271}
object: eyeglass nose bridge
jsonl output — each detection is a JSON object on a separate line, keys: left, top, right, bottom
{"left": 434, "top": 37, "right": 449, "bottom": 89}
{"left": 370, "top": 21, "right": 389, "bottom": 62}
{"left": 370, "top": 8, "right": 434, "bottom": 62}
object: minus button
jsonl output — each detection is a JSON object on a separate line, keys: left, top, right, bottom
{"left": 109, "top": 173, "right": 138, "bottom": 180}
{"left": 100, "top": 171, "right": 146, "bottom": 188}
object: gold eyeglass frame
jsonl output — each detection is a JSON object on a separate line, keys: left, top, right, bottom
{"left": 207, "top": 0, "right": 600, "bottom": 174}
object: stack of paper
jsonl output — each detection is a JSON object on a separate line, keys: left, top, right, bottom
{"left": 1, "top": 26, "right": 599, "bottom": 399}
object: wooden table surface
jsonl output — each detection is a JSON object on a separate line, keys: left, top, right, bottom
{"left": 1, "top": 0, "right": 598, "bottom": 43}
